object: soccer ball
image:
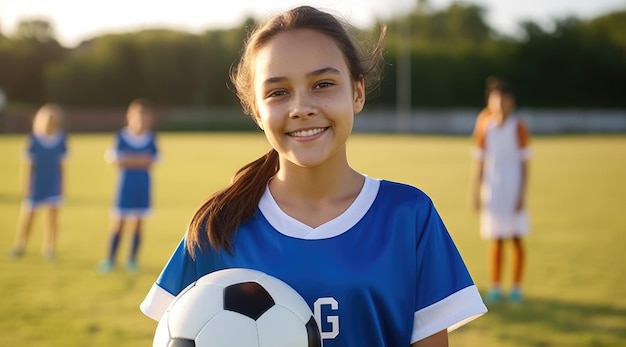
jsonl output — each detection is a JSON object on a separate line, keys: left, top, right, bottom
{"left": 153, "top": 268, "right": 322, "bottom": 347}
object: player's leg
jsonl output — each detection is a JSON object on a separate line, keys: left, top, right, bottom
{"left": 127, "top": 217, "right": 142, "bottom": 272}
{"left": 486, "top": 238, "right": 504, "bottom": 303}
{"left": 127, "top": 176, "right": 150, "bottom": 272}
{"left": 42, "top": 206, "right": 59, "bottom": 261}
{"left": 11, "top": 203, "right": 36, "bottom": 257}
{"left": 100, "top": 217, "right": 125, "bottom": 272}
{"left": 509, "top": 236, "right": 525, "bottom": 302}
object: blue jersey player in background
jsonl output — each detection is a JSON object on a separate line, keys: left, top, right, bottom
{"left": 100, "top": 98, "right": 159, "bottom": 273}
{"left": 11, "top": 103, "right": 68, "bottom": 261}
{"left": 141, "top": 6, "right": 486, "bottom": 346}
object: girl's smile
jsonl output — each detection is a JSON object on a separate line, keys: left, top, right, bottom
{"left": 287, "top": 127, "right": 329, "bottom": 139}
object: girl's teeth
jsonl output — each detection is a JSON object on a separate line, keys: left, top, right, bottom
{"left": 291, "top": 128, "right": 324, "bottom": 137}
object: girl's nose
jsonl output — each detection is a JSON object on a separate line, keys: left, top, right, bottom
{"left": 289, "top": 90, "right": 316, "bottom": 118}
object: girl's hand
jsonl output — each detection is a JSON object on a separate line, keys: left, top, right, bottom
{"left": 471, "top": 191, "right": 481, "bottom": 213}
{"left": 515, "top": 194, "right": 525, "bottom": 212}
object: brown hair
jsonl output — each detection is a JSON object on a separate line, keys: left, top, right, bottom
{"left": 186, "top": 5, "right": 387, "bottom": 255}
{"left": 127, "top": 98, "right": 153, "bottom": 114}
{"left": 485, "top": 76, "right": 515, "bottom": 103}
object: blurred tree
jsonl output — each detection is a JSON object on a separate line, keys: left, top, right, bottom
{"left": 405, "top": 1, "right": 491, "bottom": 49}
{"left": 47, "top": 27, "right": 248, "bottom": 107}
{"left": 443, "top": 2, "right": 491, "bottom": 46}
{"left": 0, "top": 20, "right": 66, "bottom": 105}
{"left": 416, "top": 0, "right": 430, "bottom": 14}
{"left": 380, "top": 1, "right": 496, "bottom": 108}
{"left": 510, "top": 15, "right": 626, "bottom": 108}
{"left": 16, "top": 19, "right": 57, "bottom": 43}
{"left": 3, "top": 4, "right": 626, "bottom": 109}
{"left": 588, "top": 10, "right": 626, "bottom": 50}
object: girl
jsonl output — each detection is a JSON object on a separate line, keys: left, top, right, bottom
{"left": 99, "top": 98, "right": 159, "bottom": 273}
{"left": 470, "top": 77, "right": 532, "bottom": 303}
{"left": 141, "top": 6, "right": 486, "bottom": 346}
{"left": 11, "top": 103, "right": 68, "bottom": 261}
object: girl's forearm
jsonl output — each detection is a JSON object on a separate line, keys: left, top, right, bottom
{"left": 471, "top": 160, "right": 484, "bottom": 194}
{"left": 24, "top": 163, "right": 34, "bottom": 197}
{"left": 512, "top": 160, "right": 529, "bottom": 211}
{"left": 117, "top": 155, "right": 155, "bottom": 169}
{"left": 519, "top": 160, "right": 529, "bottom": 199}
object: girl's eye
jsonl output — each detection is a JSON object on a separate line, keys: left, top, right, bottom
{"left": 267, "top": 90, "right": 288, "bottom": 98}
{"left": 315, "top": 81, "right": 334, "bottom": 89}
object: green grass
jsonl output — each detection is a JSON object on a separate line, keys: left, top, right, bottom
{"left": 0, "top": 133, "right": 624, "bottom": 347}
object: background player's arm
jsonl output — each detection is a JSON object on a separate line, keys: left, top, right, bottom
{"left": 411, "top": 329, "right": 448, "bottom": 347}
{"left": 22, "top": 161, "right": 34, "bottom": 198}
{"left": 116, "top": 154, "right": 155, "bottom": 169}
{"left": 470, "top": 159, "right": 484, "bottom": 213}
{"left": 515, "top": 121, "right": 531, "bottom": 212}
{"left": 59, "top": 160, "right": 65, "bottom": 195}
{"left": 470, "top": 113, "right": 487, "bottom": 213}
{"left": 516, "top": 160, "right": 528, "bottom": 211}
{"left": 105, "top": 148, "right": 155, "bottom": 169}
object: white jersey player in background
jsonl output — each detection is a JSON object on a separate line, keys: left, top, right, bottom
{"left": 471, "top": 76, "right": 532, "bottom": 304}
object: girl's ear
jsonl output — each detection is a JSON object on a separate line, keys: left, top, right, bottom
{"left": 353, "top": 76, "right": 366, "bottom": 115}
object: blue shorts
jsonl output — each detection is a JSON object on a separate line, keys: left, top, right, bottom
{"left": 115, "top": 171, "right": 151, "bottom": 218}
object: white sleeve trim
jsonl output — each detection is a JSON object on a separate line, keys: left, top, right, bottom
{"left": 411, "top": 285, "right": 487, "bottom": 343}
{"left": 140, "top": 283, "right": 176, "bottom": 321}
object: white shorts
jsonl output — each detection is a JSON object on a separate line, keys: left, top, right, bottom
{"left": 480, "top": 209, "right": 530, "bottom": 240}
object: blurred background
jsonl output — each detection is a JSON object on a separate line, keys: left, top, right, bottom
{"left": 1, "top": 0, "right": 625, "bottom": 134}
{"left": 1, "top": 2, "right": 625, "bottom": 347}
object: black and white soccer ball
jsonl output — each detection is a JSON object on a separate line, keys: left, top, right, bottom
{"left": 153, "top": 268, "right": 322, "bottom": 347}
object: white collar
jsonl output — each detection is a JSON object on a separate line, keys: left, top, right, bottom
{"left": 34, "top": 132, "right": 63, "bottom": 147}
{"left": 121, "top": 127, "right": 151, "bottom": 147}
{"left": 258, "top": 176, "right": 380, "bottom": 240}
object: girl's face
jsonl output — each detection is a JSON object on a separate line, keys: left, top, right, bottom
{"left": 487, "top": 91, "right": 516, "bottom": 118}
{"left": 252, "top": 29, "right": 365, "bottom": 169}
{"left": 33, "top": 110, "right": 61, "bottom": 136}
{"left": 127, "top": 105, "right": 152, "bottom": 134}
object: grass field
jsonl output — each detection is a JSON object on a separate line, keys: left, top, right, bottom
{"left": 1, "top": 132, "right": 625, "bottom": 347}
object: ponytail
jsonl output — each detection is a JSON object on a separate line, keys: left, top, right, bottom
{"left": 186, "top": 149, "right": 279, "bottom": 256}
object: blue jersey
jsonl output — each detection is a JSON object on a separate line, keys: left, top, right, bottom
{"left": 110, "top": 128, "right": 159, "bottom": 217}
{"left": 25, "top": 132, "right": 68, "bottom": 207}
{"left": 141, "top": 177, "right": 486, "bottom": 345}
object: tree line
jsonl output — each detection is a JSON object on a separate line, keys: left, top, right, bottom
{"left": 0, "top": 2, "right": 625, "bottom": 110}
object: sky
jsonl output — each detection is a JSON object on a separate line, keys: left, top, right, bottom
{"left": 1, "top": 0, "right": 625, "bottom": 47}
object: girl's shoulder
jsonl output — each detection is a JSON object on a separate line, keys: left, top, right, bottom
{"left": 118, "top": 128, "right": 154, "bottom": 148}
{"left": 372, "top": 179, "right": 442, "bottom": 226}
{"left": 508, "top": 114, "right": 528, "bottom": 126}
{"left": 377, "top": 179, "right": 434, "bottom": 207}
{"left": 30, "top": 132, "right": 65, "bottom": 148}
{"left": 379, "top": 178, "right": 429, "bottom": 195}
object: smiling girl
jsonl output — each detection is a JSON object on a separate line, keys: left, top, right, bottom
{"left": 141, "top": 6, "right": 486, "bottom": 346}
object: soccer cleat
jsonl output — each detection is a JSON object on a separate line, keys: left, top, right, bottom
{"left": 509, "top": 288, "right": 523, "bottom": 303}
{"left": 98, "top": 260, "right": 115, "bottom": 273}
{"left": 43, "top": 250, "right": 56, "bottom": 262}
{"left": 126, "top": 260, "right": 138, "bottom": 273}
{"left": 9, "top": 247, "right": 25, "bottom": 259}
{"left": 485, "top": 288, "right": 502, "bottom": 304}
